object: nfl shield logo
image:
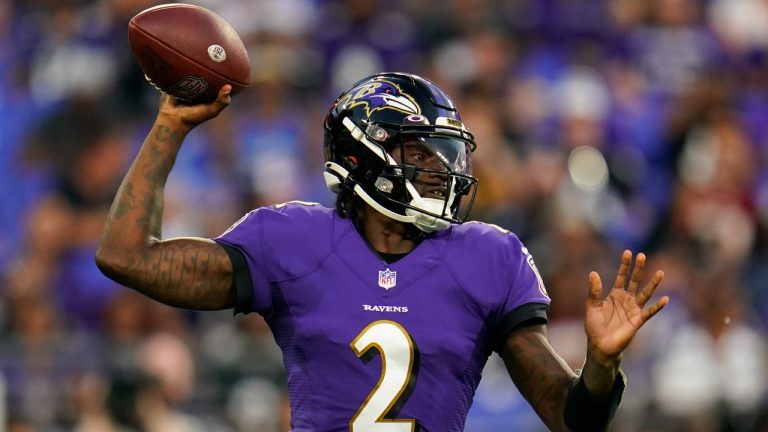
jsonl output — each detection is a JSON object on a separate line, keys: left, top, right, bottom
{"left": 378, "top": 268, "right": 397, "bottom": 290}
{"left": 169, "top": 76, "right": 209, "bottom": 100}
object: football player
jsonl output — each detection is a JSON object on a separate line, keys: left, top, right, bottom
{"left": 96, "top": 72, "right": 668, "bottom": 431}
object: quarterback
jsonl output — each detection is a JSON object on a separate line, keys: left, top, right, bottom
{"left": 96, "top": 72, "right": 668, "bottom": 431}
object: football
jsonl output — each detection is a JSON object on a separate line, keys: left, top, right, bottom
{"left": 128, "top": 3, "right": 251, "bottom": 103}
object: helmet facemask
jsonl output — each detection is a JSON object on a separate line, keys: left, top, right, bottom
{"left": 378, "top": 122, "right": 477, "bottom": 232}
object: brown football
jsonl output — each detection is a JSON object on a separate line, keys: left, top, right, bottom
{"left": 128, "top": 3, "right": 251, "bottom": 103}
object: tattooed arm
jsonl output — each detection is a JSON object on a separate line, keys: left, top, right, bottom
{"left": 501, "top": 324, "right": 623, "bottom": 431}
{"left": 501, "top": 324, "right": 576, "bottom": 431}
{"left": 96, "top": 86, "right": 237, "bottom": 310}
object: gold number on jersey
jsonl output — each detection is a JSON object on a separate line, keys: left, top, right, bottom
{"left": 350, "top": 320, "right": 417, "bottom": 432}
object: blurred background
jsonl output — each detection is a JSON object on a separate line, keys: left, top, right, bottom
{"left": 1, "top": 0, "right": 768, "bottom": 430}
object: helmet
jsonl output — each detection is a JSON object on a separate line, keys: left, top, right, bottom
{"left": 323, "top": 72, "right": 478, "bottom": 232}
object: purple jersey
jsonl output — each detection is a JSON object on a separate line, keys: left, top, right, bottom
{"left": 215, "top": 202, "right": 550, "bottom": 432}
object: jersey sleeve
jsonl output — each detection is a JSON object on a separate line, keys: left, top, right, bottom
{"left": 490, "top": 235, "right": 551, "bottom": 354}
{"left": 218, "top": 242, "right": 256, "bottom": 315}
{"left": 446, "top": 222, "right": 552, "bottom": 354}
{"left": 212, "top": 202, "right": 333, "bottom": 316}
{"left": 214, "top": 209, "right": 274, "bottom": 316}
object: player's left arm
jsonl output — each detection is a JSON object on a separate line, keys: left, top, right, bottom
{"left": 501, "top": 250, "right": 668, "bottom": 431}
{"left": 501, "top": 324, "right": 574, "bottom": 431}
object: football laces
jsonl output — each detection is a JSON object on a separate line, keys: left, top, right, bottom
{"left": 143, "top": 74, "right": 163, "bottom": 92}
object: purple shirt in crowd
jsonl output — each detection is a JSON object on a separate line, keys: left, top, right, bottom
{"left": 215, "top": 201, "right": 550, "bottom": 432}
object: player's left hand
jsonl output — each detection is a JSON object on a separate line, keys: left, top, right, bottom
{"left": 584, "top": 250, "right": 668, "bottom": 365}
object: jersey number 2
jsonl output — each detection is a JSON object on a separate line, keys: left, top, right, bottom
{"left": 350, "top": 320, "right": 418, "bottom": 432}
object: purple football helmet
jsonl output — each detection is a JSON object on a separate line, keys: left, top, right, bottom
{"left": 323, "top": 72, "right": 478, "bottom": 232}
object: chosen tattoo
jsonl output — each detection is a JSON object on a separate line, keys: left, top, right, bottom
{"left": 128, "top": 239, "right": 233, "bottom": 309}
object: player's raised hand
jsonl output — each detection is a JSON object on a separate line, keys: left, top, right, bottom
{"left": 584, "top": 250, "right": 668, "bottom": 364}
{"left": 157, "top": 84, "right": 232, "bottom": 129}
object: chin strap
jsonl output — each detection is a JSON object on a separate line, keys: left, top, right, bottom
{"left": 405, "top": 197, "right": 450, "bottom": 232}
{"left": 325, "top": 162, "right": 416, "bottom": 224}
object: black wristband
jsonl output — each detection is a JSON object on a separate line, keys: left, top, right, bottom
{"left": 564, "top": 370, "right": 626, "bottom": 432}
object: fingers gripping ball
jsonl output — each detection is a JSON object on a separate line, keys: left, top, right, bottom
{"left": 128, "top": 3, "right": 251, "bottom": 103}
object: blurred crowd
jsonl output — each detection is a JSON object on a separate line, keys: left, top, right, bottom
{"left": 1, "top": 0, "right": 768, "bottom": 431}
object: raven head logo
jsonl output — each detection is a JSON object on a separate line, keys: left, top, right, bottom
{"left": 339, "top": 80, "right": 420, "bottom": 117}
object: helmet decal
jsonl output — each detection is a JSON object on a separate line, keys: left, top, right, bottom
{"left": 338, "top": 80, "right": 420, "bottom": 117}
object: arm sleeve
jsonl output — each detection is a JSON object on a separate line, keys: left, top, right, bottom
{"left": 213, "top": 209, "right": 274, "bottom": 316}
{"left": 491, "top": 302, "right": 549, "bottom": 354}
{"left": 219, "top": 243, "right": 254, "bottom": 315}
{"left": 491, "top": 236, "right": 551, "bottom": 355}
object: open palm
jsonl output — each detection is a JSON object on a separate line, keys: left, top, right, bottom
{"left": 585, "top": 250, "right": 669, "bottom": 359}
